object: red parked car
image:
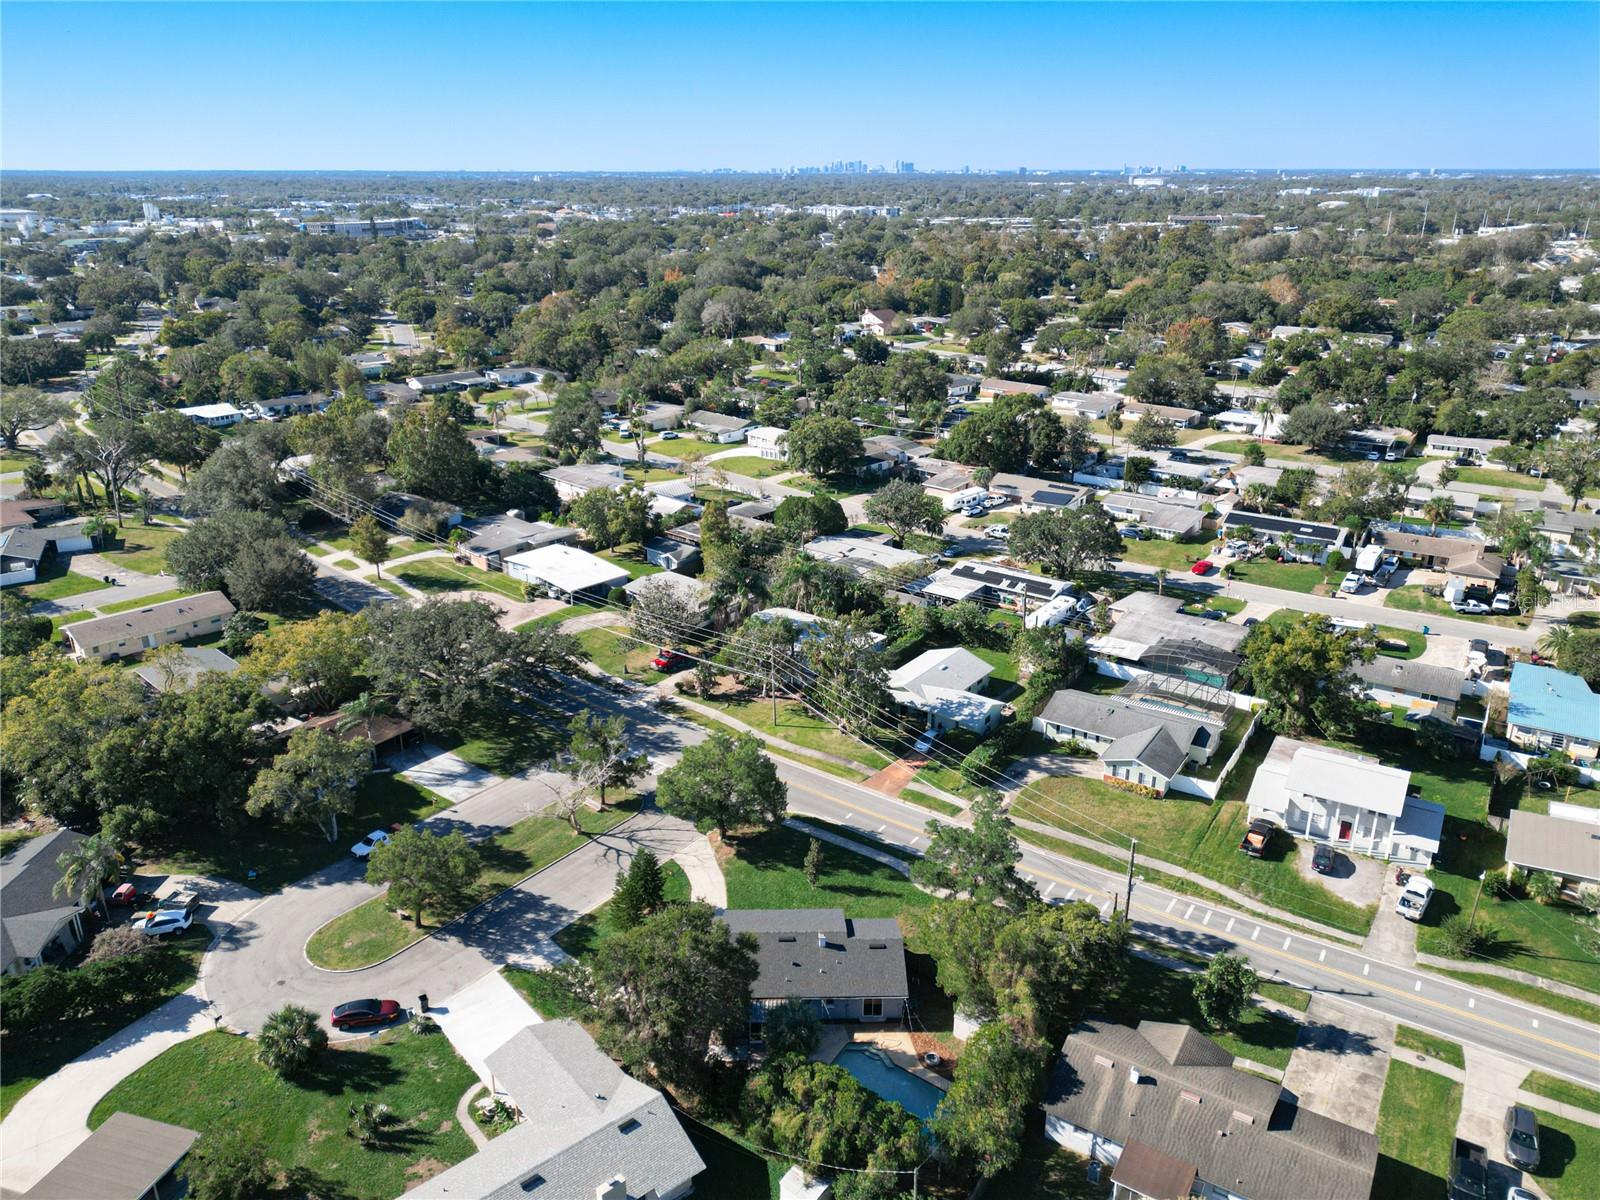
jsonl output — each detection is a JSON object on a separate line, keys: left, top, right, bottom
{"left": 1190, "top": 560, "right": 1215, "bottom": 575}
{"left": 650, "top": 649, "right": 687, "bottom": 671}
{"left": 330, "top": 999, "right": 401, "bottom": 1029}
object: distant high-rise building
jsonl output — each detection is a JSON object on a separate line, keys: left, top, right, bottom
{"left": 141, "top": 202, "right": 161, "bottom": 223}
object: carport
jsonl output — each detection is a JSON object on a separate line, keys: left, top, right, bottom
{"left": 22, "top": 1112, "right": 198, "bottom": 1200}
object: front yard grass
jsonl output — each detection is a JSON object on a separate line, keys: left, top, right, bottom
{"left": 1118, "top": 538, "right": 1209, "bottom": 571}
{"left": 142, "top": 773, "right": 450, "bottom": 893}
{"left": 1372, "top": 1061, "right": 1463, "bottom": 1200}
{"left": 1530, "top": 1109, "right": 1600, "bottom": 1200}
{"left": 519, "top": 601, "right": 605, "bottom": 628}
{"left": 1522, "top": 1071, "right": 1600, "bottom": 1113}
{"left": 698, "top": 695, "right": 894, "bottom": 771}
{"left": 88, "top": 1028, "right": 478, "bottom": 1200}
{"left": 14, "top": 558, "right": 107, "bottom": 603}
{"left": 576, "top": 625, "right": 671, "bottom": 683}
{"left": 720, "top": 819, "right": 933, "bottom": 921}
{"left": 0, "top": 926, "right": 210, "bottom": 1120}
{"left": 96, "top": 521, "right": 186, "bottom": 575}
{"left": 1386, "top": 585, "right": 1531, "bottom": 629}
{"left": 597, "top": 546, "right": 663, "bottom": 579}
{"left": 306, "top": 798, "right": 641, "bottom": 969}
{"left": 1451, "top": 466, "right": 1545, "bottom": 491}
{"left": 1394, "top": 1024, "right": 1465, "bottom": 1069}
{"left": 436, "top": 703, "right": 566, "bottom": 776}
{"left": 711, "top": 455, "right": 789, "bottom": 478}
{"left": 553, "top": 861, "right": 691, "bottom": 958}
{"left": 391, "top": 555, "right": 524, "bottom": 600}
{"left": 96, "top": 587, "right": 193, "bottom": 614}
{"left": 1225, "top": 558, "right": 1340, "bottom": 595}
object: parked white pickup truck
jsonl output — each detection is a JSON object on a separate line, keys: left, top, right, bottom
{"left": 1395, "top": 873, "right": 1435, "bottom": 922}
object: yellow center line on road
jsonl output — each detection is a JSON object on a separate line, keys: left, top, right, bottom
{"left": 786, "top": 778, "right": 1598, "bottom": 1061}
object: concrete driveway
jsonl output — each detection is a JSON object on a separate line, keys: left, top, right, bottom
{"left": 1280, "top": 996, "right": 1395, "bottom": 1134}
{"left": 397, "top": 745, "right": 501, "bottom": 804}
{"left": 428, "top": 971, "right": 541, "bottom": 1087}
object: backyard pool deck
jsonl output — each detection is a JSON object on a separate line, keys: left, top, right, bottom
{"left": 816, "top": 1027, "right": 952, "bottom": 1092}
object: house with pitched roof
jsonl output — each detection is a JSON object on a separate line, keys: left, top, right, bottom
{"left": 886, "top": 646, "right": 1005, "bottom": 733}
{"left": 63, "top": 591, "right": 237, "bottom": 662}
{"left": 720, "top": 908, "right": 909, "bottom": 1028}
{"left": 2, "top": 829, "right": 89, "bottom": 976}
{"left": 1032, "top": 689, "right": 1226, "bottom": 796}
{"left": 1244, "top": 736, "right": 1444, "bottom": 864}
{"left": 1506, "top": 663, "right": 1599, "bottom": 762}
{"left": 1042, "top": 1019, "right": 1378, "bottom": 1200}
{"left": 421, "top": 1020, "right": 704, "bottom": 1200}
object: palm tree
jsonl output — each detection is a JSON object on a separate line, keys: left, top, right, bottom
{"left": 1423, "top": 496, "right": 1453, "bottom": 535}
{"left": 336, "top": 692, "right": 391, "bottom": 764}
{"left": 1242, "top": 483, "right": 1273, "bottom": 512}
{"left": 1254, "top": 395, "right": 1279, "bottom": 442}
{"left": 485, "top": 398, "right": 506, "bottom": 429}
{"left": 257, "top": 1003, "right": 328, "bottom": 1078}
{"left": 21, "top": 461, "right": 50, "bottom": 497}
{"left": 1154, "top": 568, "right": 1168, "bottom": 597}
{"left": 1537, "top": 625, "right": 1572, "bottom": 666}
{"left": 53, "top": 833, "right": 123, "bottom": 923}
{"left": 1106, "top": 411, "right": 1123, "bottom": 450}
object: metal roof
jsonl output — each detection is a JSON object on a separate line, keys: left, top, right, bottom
{"left": 23, "top": 1112, "right": 198, "bottom": 1200}
{"left": 1505, "top": 810, "right": 1600, "bottom": 883}
{"left": 1508, "top": 663, "right": 1600, "bottom": 743}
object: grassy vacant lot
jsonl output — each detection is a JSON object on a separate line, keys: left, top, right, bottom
{"left": 1452, "top": 466, "right": 1544, "bottom": 491}
{"left": 89, "top": 1028, "right": 478, "bottom": 1200}
{"left": 699, "top": 695, "right": 895, "bottom": 771}
{"left": 1013, "top": 771, "right": 1376, "bottom": 936}
{"left": 576, "top": 625, "right": 671, "bottom": 683}
{"left": 1522, "top": 1071, "right": 1600, "bottom": 1113}
{"left": 721, "top": 820, "right": 934, "bottom": 920}
{"left": 1386, "top": 585, "right": 1531, "bottom": 629}
{"left": 1373, "top": 1061, "right": 1463, "bottom": 1200}
{"left": 1119, "top": 538, "right": 1210, "bottom": 571}
{"left": 712, "top": 455, "right": 789, "bottom": 478}
{"left": 144, "top": 774, "right": 449, "bottom": 893}
{"left": 0, "top": 926, "right": 210, "bottom": 1120}
{"left": 14, "top": 558, "right": 106, "bottom": 603}
{"left": 1226, "top": 557, "right": 1340, "bottom": 595}
{"left": 97, "top": 521, "right": 186, "bottom": 574}
{"left": 1394, "top": 1024, "right": 1465, "bottom": 1069}
{"left": 437, "top": 703, "right": 566, "bottom": 776}
{"left": 391, "top": 556, "right": 523, "bottom": 600}
{"left": 1531, "top": 1109, "right": 1600, "bottom": 1200}
{"left": 306, "top": 799, "right": 641, "bottom": 969}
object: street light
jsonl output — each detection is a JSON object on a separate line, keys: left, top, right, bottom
{"left": 1468, "top": 869, "right": 1488, "bottom": 932}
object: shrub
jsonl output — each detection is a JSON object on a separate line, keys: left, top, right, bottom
{"left": 1577, "top": 882, "right": 1600, "bottom": 915}
{"left": 1525, "top": 871, "right": 1561, "bottom": 905}
{"left": 960, "top": 742, "right": 1002, "bottom": 788}
{"left": 607, "top": 586, "right": 627, "bottom": 606}
{"left": 1486, "top": 865, "right": 1524, "bottom": 900}
{"left": 763, "top": 998, "right": 822, "bottom": 1060}
{"left": 256, "top": 1003, "right": 328, "bottom": 1077}
{"left": 1437, "top": 914, "right": 1487, "bottom": 958}
{"left": 84, "top": 924, "right": 156, "bottom": 963}
{"left": 182, "top": 1125, "right": 275, "bottom": 1200}
{"left": 1193, "top": 953, "right": 1258, "bottom": 1031}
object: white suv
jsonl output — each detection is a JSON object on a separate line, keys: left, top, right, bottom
{"left": 351, "top": 830, "right": 391, "bottom": 859}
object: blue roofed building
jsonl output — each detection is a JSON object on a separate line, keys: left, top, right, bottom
{"left": 1506, "top": 663, "right": 1599, "bottom": 763}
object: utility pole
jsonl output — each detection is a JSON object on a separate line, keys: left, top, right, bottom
{"left": 1124, "top": 838, "right": 1138, "bottom": 916}
{"left": 1468, "top": 869, "right": 1488, "bottom": 933}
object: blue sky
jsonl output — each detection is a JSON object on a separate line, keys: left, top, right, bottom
{"left": 4, "top": 2, "right": 1596, "bottom": 171}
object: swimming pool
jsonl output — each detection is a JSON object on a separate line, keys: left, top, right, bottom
{"left": 833, "top": 1044, "right": 945, "bottom": 1122}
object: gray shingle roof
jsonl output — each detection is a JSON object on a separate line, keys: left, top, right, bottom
{"left": 1, "top": 829, "right": 87, "bottom": 963}
{"left": 1102, "top": 725, "right": 1189, "bottom": 780}
{"left": 421, "top": 1020, "right": 704, "bottom": 1200}
{"left": 720, "top": 909, "right": 909, "bottom": 1002}
{"left": 63, "top": 591, "right": 236, "bottom": 649}
{"left": 1351, "top": 656, "right": 1464, "bottom": 701}
{"left": 1036, "top": 690, "right": 1220, "bottom": 760}
{"left": 1043, "top": 1020, "right": 1377, "bottom": 1200}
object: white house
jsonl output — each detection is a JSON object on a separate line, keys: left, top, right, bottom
{"left": 1245, "top": 737, "right": 1444, "bottom": 864}
{"left": 483, "top": 364, "right": 535, "bottom": 385}
{"left": 542, "top": 463, "right": 628, "bottom": 504}
{"left": 1099, "top": 493, "right": 1206, "bottom": 540}
{"left": 886, "top": 646, "right": 1004, "bottom": 734}
{"left": 177, "top": 403, "right": 245, "bottom": 428}
{"left": 504, "top": 544, "right": 629, "bottom": 602}
{"left": 860, "top": 307, "right": 897, "bottom": 336}
{"left": 683, "top": 410, "right": 752, "bottom": 443}
{"left": 747, "top": 425, "right": 790, "bottom": 461}
{"left": 405, "top": 370, "right": 485, "bottom": 393}
{"left": 803, "top": 535, "right": 928, "bottom": 576}
{"left": 1424, "top": 433, "right": 1510, "bottom": 464}
{"left": 1051, "top": 391, "right": 1120, "bottom": 421}
{"left": 1033, "top": 689, "right": 1225, "bottom": 796}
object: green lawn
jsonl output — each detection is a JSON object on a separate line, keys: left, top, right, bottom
{"left": 89, "top": 1029, "right": 478, "bottom": 1200}
{"left": 1013, "top": 771, "right": 1376, "bottom": 935}
{"left": 1211, "top": 440, "right": 1422, "bottom": 475}
{"left": 1097, "top": 951, "right": 1302, "bottom": 1070}
{"left": 1179, "top": 595, "right": 1248, "bottom": 618}
{"left": 1119, "top": 538, "right": 1211, "bottom": 571}
{"left": 622, "top": 465, "right": 688, "bottom": 484}
{"left": 576, "top": 625, "right": 671, "bottom": 683}
{"left": 1, "top": 926, "right": 210, "bottom": 1119}
{"left": 1522, "top": 1071, "right": 1600, "bottom": 1113}
{"left": 711, "top": 455, "right": 789, "bottom": 479}
{"left": 392, "top": 556, "right": 523, "bottom": 600}
{"left": 644, "top": 436, "right": 722, "bottom": 459}
{"left": 1386, "top": 585, "right": 1531, "bottom": 629}
{"left": 0, "top": 450, "right": 40, "bottom": 471}
{"left": 142, "top": 774, "right": 449, "bottom": 893}
{"left": 306, "top": 799, "right": 641, "bottom": 969}
{"left": 553, "top": 861, "right": 691, "bottom": 958}
{"left": 1394, "top": 1024, "right": 1465, "bottom": 1069}
{"left": 721, "top": 820, "right": 934, "bottom": 920}
{"left": 48, "top": 610, "right": 94, "bottom": 634}
{"left": 1452, "top": 466, "right": 1545, "bottom": 492}
{"left": 699, "top": 696, "right": 894, "bottom": 771}
{"left": 1372, "top": 1061, "right": 1464, "bottom": 1200}
{"left": 519, "top": 601, "right": 605, "bottom": 628}
{"left": 332, "top": 557, "right": 362, "bottom": 570}
{"left": 1530, "top": 1109, "right": 1600, "bottom": 1200}
{"left": 96, "top": 521, "right": 187, "bottom": 574}
{"left": 437, "top": 703, "right": 566, "bottom": 776}
{"left": 990, "top": 1122, "right": 1110, "bottom": 1199}
{"left": 1226, "top": 558, "right": 1340, "bottom": 595}
{"left": 14, "top": 559, "right": 106, "bottom": 603}
{"left": 900, "top": 788, "right": 963, "bottom": 817}
{"left": 0, "top": 827, "right": 43, "bottom": 857}
{"left": 96, "top": 587, "right": 194, "bottom": 614}
{"left": 503, "top": 965, "right": 588, "bottom": 1021}
{"left": 597, "top": 546, "right": 663, "bottom": 579}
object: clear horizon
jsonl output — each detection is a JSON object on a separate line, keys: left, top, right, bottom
{"left": 3, "top": 1, "right": 1597, "bottom": 173}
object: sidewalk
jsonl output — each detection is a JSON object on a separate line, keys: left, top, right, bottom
{"left": 786, "top": 817, "right": 912, "bottom": 876}
{"left": 672, "top": 832, "right": 728, "bottom": 907}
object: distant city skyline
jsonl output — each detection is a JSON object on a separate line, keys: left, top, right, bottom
{"left": 3, "top": 2, "right": 1596, "bottom": 173}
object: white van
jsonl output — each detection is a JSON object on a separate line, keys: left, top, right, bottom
{"left": 943, "top": 486, "right": 988, "bottom": 513}
{"left": 1395, "top": 874, "right": 1435, "bottom": 922}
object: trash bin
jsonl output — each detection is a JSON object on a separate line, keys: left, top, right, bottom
{"left": 418, "top": 993, "right": 429, "bottom": 1013}
{"left": 1422, "top": 625, "right": 1430, "bottom": 635}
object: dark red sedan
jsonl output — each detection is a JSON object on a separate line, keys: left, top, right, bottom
{"left": 650, "top": 649, "right": 687, "bottom": 671}
{"left": 331, "top": 999, "right": 401, "bottom": 1029}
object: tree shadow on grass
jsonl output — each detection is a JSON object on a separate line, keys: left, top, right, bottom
{"left": 1371, "top": 1153, "right": 1444, "bottom": 1200}
{"left": 295, "top": 1047, "right": 404, "bottom": 1098}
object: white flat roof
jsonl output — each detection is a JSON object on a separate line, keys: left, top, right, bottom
{"left": 504, "top": 543, "right": 629, "bottom": 593}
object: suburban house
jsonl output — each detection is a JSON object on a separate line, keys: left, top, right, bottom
{"left": 21, "top": 1112, "right": 199, "bottom": 1200}
{"left": 1505, "top": 807, "right": 1600, "bottom": 893}
{"left": 1362, "top": 524, "right": 1504, "bottom": 585}
{"left": 1506, "top": 663, "right": 1599, "bottom": 762}
{"left": 1515, "top": 500, "right": 1600, "bottom": 560}
{"left": 132, "top": 646, "right": 242, "bottom": 694}
{"left": 63, "top": 591, "right": 236, "bottom": 662}
{"left": 1100, "top": 493, "right": 1206, "bottom": 540}
{"left": 1344, "top": 427, "right": 1409, "bottom": 458}
{"left": 1041, "top": 1019, "right": 1378, "bottom": 1200}
{"left": 1424, "top": 433, "right": 1510, "bottom": 464}
{"left": 946, "top": 373, "right": 981, "bottom": 402}
{"left": 1349, "top": 656, "right": 1464, "bottom": 716}
{"left": 978, "top": 377, "right": 1052, "bottom": 401}
{"left": 1051, "top": 391, "right": 1120, "bottom": 421}
{"left": 454, "top": 515, "right": 578, "bottom": 570}
{"left": 989, "top": 473, "right": 1091, "bottom": 514}
{"left": 176, "top": 402, "right": 246, "bottom": 427}
{"left": 0, "top": 524, "right": 90, "bottom": 586}
{"left": 624, "top": 569, "right": 708, "bottom": 622}
{"left": 1033, "top": 689, "right": 1225, "bottom": 795}
{"left": 505, "top": 544, "right": 629, "bottom": 603}
{"left": 1245, "top": 737, "right": 1444, "bottom": 864}
{"left": 860, "top": 307, "right": 897, "bottom": 336}
{"left": 1212, "top": 408, "right": 1285, "bottom": 438}
{"left": 861, "top": 434, "right": 929, "bottom": 472}
{"left": 637, "top": 401, "right": 686, "bottom": 431}
{"left": 1216, "top": 510, "right": 1350, "bottom": 563}
{"left": 482, "top": 364, "right": 535, "bottom": 385}
{"left": 349, "top": 352, "right": 390, "bottom": 378}
{"left": 720, "top": 908, "right": 909, "bottom": 1029}
{"left": 752, "top": 606, "right": 887, "bottom": 654}
{"left": 422, "top": 1020, "right": 704, "bottom": 1200}
{"left": 251, "top": 392, "right": 330, "bottom": 420}
{"left": 1122, "top": 399, "right": 1205, "bottom": 428}
{"left": 886, "top": 646, "right": 1005, "bottom": 734}
{"left": 641, "top": 535, "right": 701, "bottom": 572}
{"left": 803, "top": 534, "right": 928, "bottom": 576}
{"left": 0, "top": 497, "right": 68, "bottom": 530}
{"left": 914, "top": 561, "right": 1072, "bottom": 611}
{"left": 1, "top": 829, "right": 89, "bottom": 976}
{"left": 405, "top": 369, "right": 485, "bottom": 393}
{"left": 543, "top": 462, "right": 629, "bottom": 503}
{"left": 1094, "top": 593, "right": 1249, "bottom": 686}
{"left": 683, "top": 410, "right": 752, "bottom": 443}
{"left": 747, "top": 425, "right": 790, "bottom": 461}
